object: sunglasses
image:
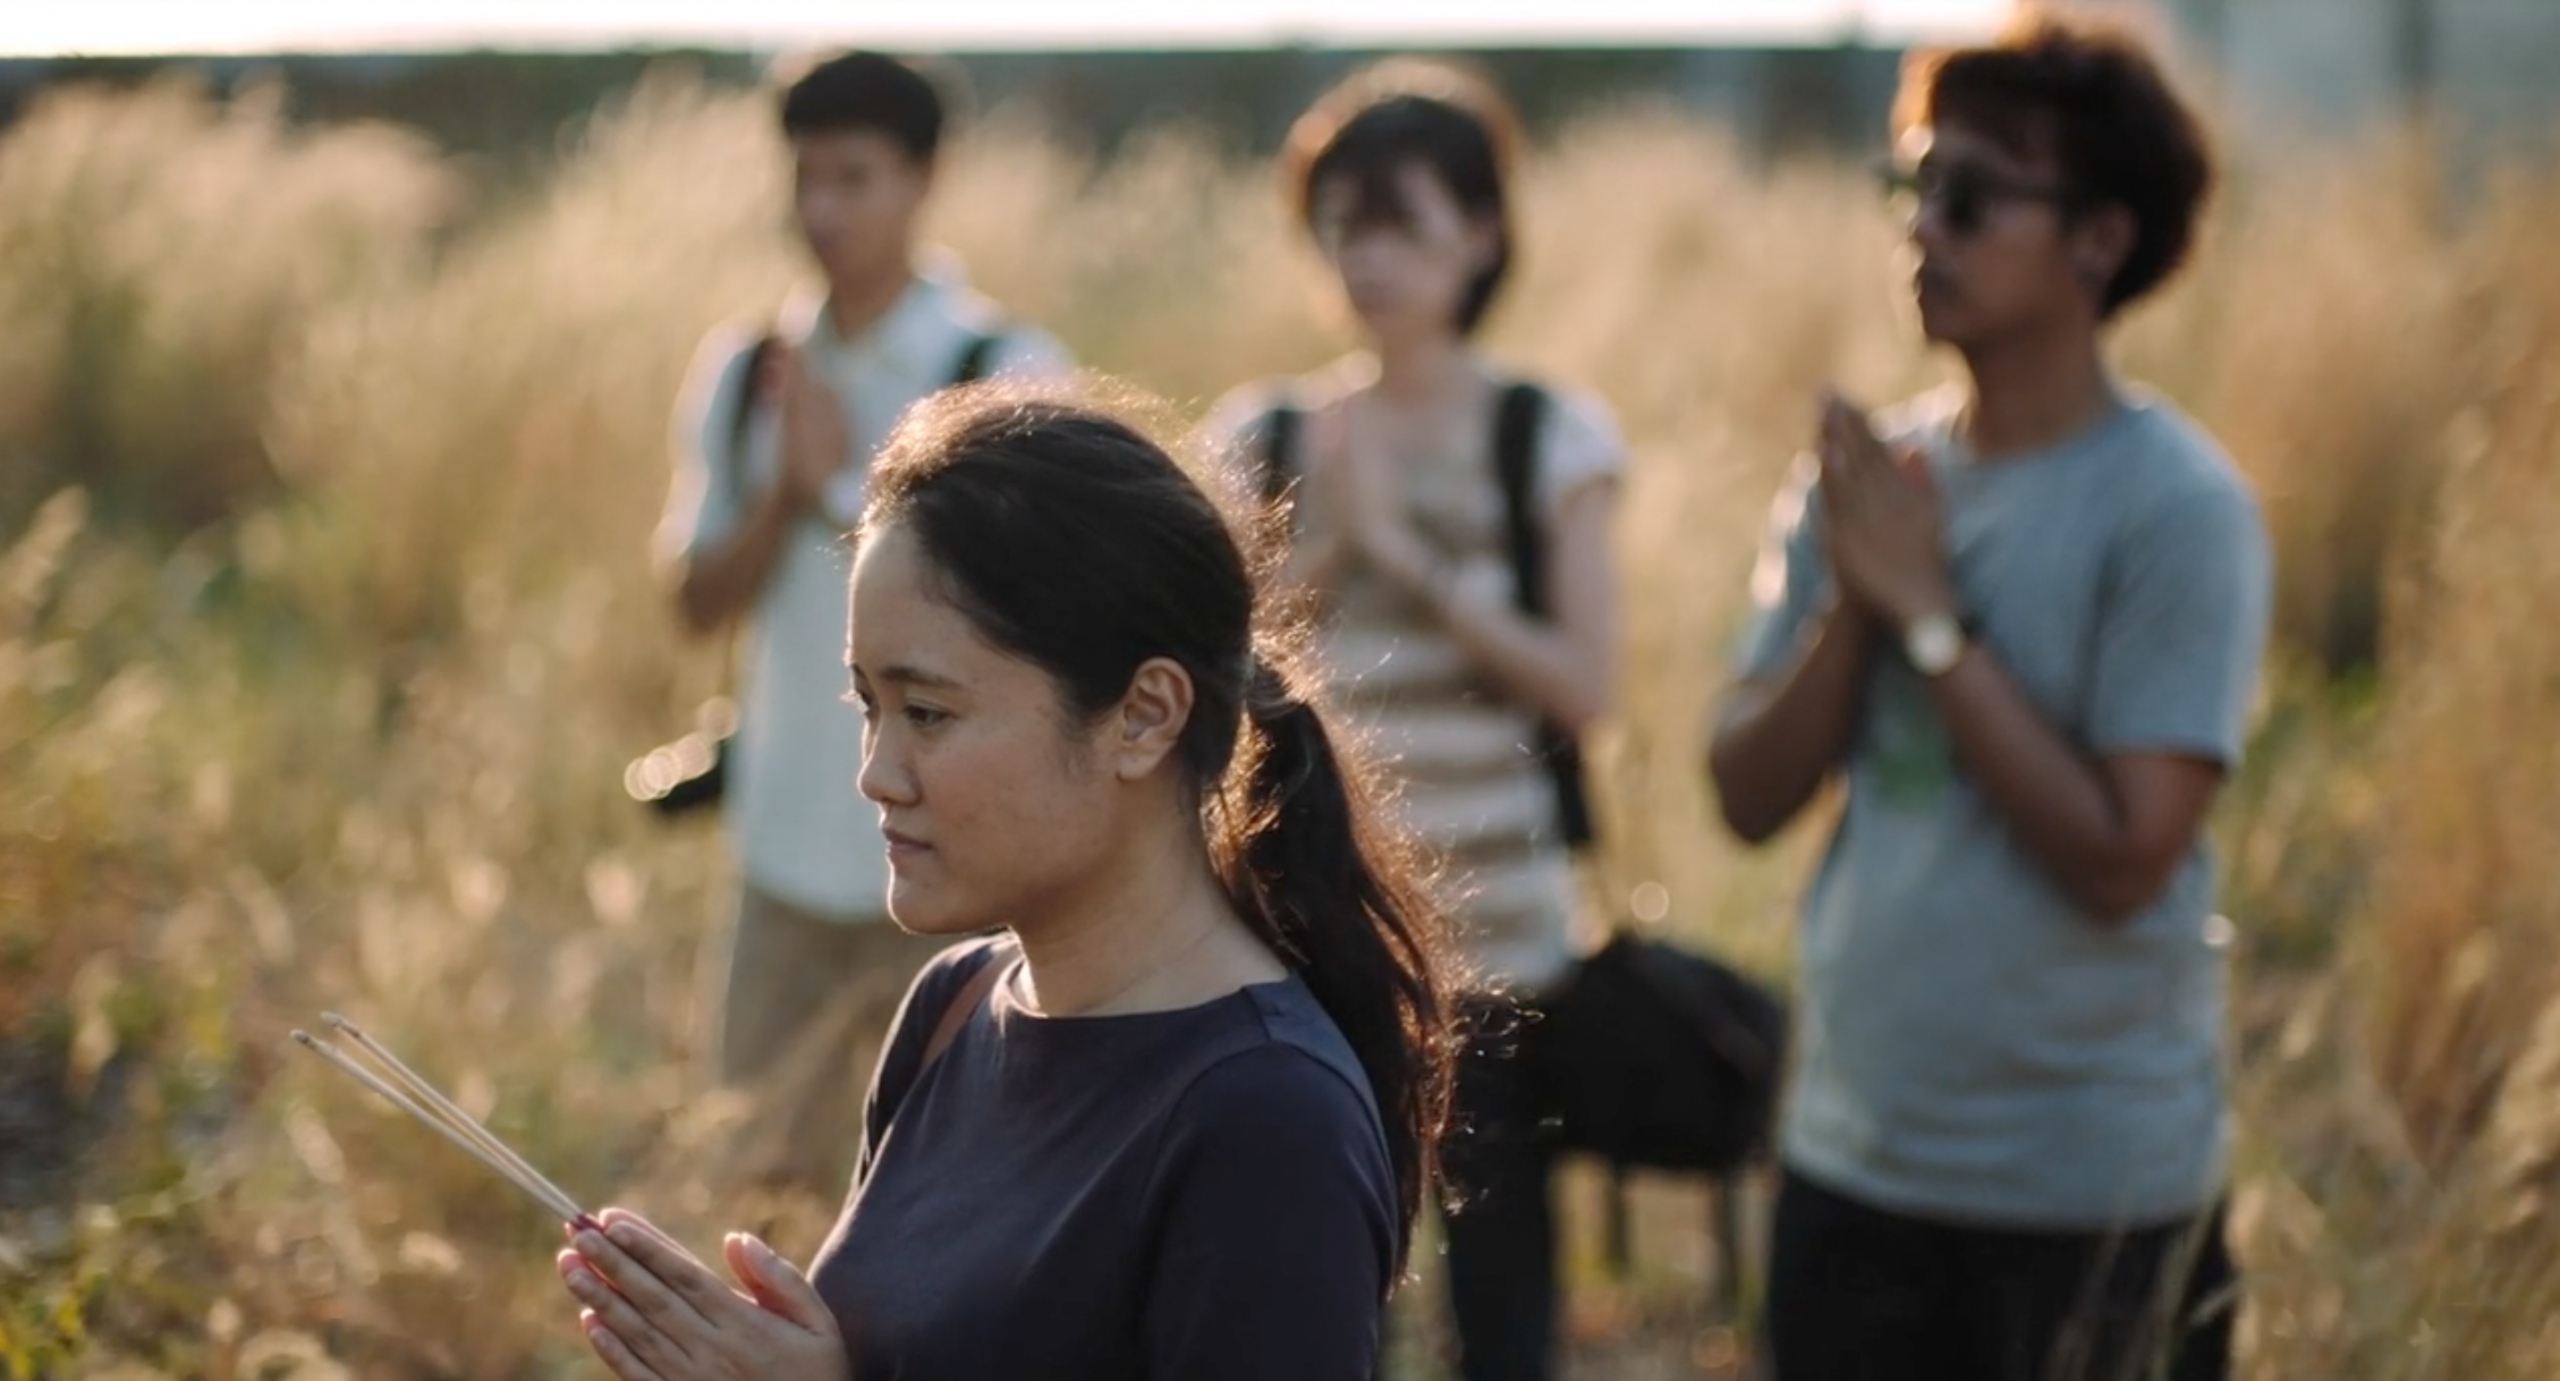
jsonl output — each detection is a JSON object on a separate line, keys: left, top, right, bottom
{"left": 1875, "top": 159, "right": 2076, "bottom": 237}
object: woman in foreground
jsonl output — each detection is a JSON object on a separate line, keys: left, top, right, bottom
{"left": 556, "top": 381, "right": 1459, "bottom": 1380}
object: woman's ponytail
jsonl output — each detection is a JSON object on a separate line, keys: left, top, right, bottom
{"left": 1215, "top": 650, "right": 1457, "bottom": 1275}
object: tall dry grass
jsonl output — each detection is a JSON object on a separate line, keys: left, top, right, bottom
{"left": 1, "top": 69, "right": 2557, "bottom": 1380}
{"left": 0, "top": 78, "right": 457, "bottom": 536}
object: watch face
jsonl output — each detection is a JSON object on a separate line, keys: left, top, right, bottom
{"left": 1907, "top": 615, "right": 1964, "bottom": 676}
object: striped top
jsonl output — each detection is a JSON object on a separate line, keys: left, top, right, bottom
{"left": 1207, "top": 367, "right": 1624, "bottom": 990}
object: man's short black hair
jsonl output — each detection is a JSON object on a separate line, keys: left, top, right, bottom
{"left": 776, "top": 50, "right": 947, "bottom": 163}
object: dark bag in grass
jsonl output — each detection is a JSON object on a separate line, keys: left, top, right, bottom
{"left": 1529, "top": 929, "right": 1788, "bottom": 1176}
{"left": 1528, "top": 929, "right": 1788, "bottom": 1300}
{"left": 627, "top": 330, "right": 1002, "bottom": 818}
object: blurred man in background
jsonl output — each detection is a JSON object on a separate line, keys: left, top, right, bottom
{"left": 654, "top": 49, "right": 1070, "bottom": 1189}
{"left": 1708, "top": 12, "right": 2267, "bottom": 1379}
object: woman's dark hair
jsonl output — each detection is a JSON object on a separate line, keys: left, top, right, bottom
{"left": 1895, "top": 7, "right": 2216, "bottom": 316}
{"left": 1282, "top": 59, "right": 1521, "bottom": 336}
{"left": 860, "top": 382, "right": 1458, "bottom": 1276}
{"left": 775, "top": 49, "right": 950, "bottom": 164}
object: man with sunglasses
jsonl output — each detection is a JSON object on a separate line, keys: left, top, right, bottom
{"left": 1708, "top": 13, "right": 2268, "bottom": 1381}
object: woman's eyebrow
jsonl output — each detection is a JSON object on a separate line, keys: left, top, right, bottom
{"left": 858, "top": 662, "right": 966, "bottom": 692}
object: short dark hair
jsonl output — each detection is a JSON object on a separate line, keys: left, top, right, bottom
{"left": 1895, "top": 7, "right": 2216, "bottom": 316}
{"left": 775, "top": 50, "right": 947, "bottom": 163}
{"left": 1282, "top": 60, "right": 1521, "bottom": 335}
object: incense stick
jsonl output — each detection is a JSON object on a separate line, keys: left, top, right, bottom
{"left": 291, "top": 1024, "right": 597, "bottom": 1232}
{"left": 320, "top": 1012, "right": 588, "bottom": 1221}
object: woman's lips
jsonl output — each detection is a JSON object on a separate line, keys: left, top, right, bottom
{"left": 883, "top": 826, "right": 931, "bottom": 856}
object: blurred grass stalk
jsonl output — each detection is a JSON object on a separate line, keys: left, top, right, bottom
{"left": 0, "top": 68, "right": 2556, "bottom": 1380}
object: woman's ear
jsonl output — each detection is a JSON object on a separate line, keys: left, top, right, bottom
{"left": 1110, "top": 657, "right": 1197, "bottom": 780}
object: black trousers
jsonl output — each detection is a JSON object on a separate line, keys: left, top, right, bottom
{"left": 1434, "top": 997, "right": 1559, "bottom": 1381}
{"left": 1766, "top": 1168, "right": 2237, "bottom": 1381}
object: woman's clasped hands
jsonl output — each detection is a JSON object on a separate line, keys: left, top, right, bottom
{"left": 558, "top": 1207, "right": 849, "bottom": 1381}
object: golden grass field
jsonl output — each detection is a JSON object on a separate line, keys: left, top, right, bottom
{"left": 3, "top": 68, "right": 2558, "bottom": 1379}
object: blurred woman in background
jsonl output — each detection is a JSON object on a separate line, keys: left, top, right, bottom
{"left": 1206, "top": 59, "right": 1625, "bottom": 1381}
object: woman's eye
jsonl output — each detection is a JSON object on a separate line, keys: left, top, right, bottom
{"left": 904, "top": 704, "right": 949, "bottom": 729}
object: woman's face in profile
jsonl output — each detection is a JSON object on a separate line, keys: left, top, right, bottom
{"left": 1310, "top": 162, "right": 1494, "bottom": 346}
{"left": 847, "top": 520, "right": 1124, "bottom": 937}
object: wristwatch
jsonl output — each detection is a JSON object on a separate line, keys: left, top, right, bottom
{"left": 1901, "top": 609, "right": 1971, "bottom": 678}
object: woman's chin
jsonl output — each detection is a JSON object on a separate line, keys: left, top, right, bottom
{"left": 885, "top": 888, "right": 981, "bottom": 939}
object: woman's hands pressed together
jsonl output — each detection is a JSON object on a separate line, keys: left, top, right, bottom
{"left": 1302, "top": 395, "right": 1450, "bottom": 606}
{"left": 558, "top": 1207, "right": 849, "bottom": 1381}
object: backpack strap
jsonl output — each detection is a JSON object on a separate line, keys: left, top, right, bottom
{"left": 1491, "top": 382, "right": 1550, "bottom": 617}
{"left": 948, "top": 330, "right": 1002, "bottom": 388}
{"left": 1257, "top": 398, "right": 1303, "bottom": 503}
{"left": 723, "top": 329, "right": 997, "bottom": 503}
{"left": 1255, "top": 380, "right": 1595, "bottom": 848}
{"left": 1487, "top": 382, "right": 1598, "bottom": 850}
{"left": 718, "top": 333, "right": 780, "bottom": 510}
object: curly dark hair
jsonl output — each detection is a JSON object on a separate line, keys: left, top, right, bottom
{"left": 1895, "top": 7, "right": 2216, "bottom": 317}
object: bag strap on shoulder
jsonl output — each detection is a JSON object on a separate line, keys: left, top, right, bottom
{"left": 1490, "top": 381, "right": 1550, "bottom": 617}
{"left": 1258, "top": 379, "right": 1593, "bottom": 847}
{"left": 857, "top": 949, "right": 1005, "bottom": 1188}
{"left": 1257, "top": 397, "right": 1303, "bottom": 502}
{"left": 722, "top": 327, "right": 1000, "bottom": 500}
{"left": 948, "top": 330, "right": 1003, "bottom": 389}
{"left": 921, "top": 952, "right": 1006, "bottom": 1073}
{"left": 1486, "top": 382, "right": 1598, "bottom": 850}
{"left": 717, "top": 333, "right": 780, "bottom": 509}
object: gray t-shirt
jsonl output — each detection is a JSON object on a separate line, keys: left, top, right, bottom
{"left": 1736, "top": 388, "right": 2271, "bottom": 1229}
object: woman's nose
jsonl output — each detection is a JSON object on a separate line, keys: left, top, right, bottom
{"left": 857, "top": 731, "right": 914, "bottom": 806}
